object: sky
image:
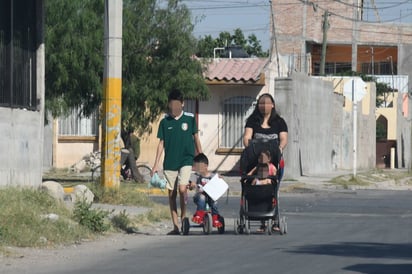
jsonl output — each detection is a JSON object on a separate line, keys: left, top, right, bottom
{"left": 181, "top": 0, "right": 412, "bottom": 51}
{"left": 182, "top": 0, "right": 271, "bottom": 50}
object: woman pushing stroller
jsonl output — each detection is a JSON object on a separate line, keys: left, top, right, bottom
{"left": 243, "top": 93, "right": 288, "bottom": 233}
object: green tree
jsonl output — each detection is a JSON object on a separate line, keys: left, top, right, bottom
{"left": 122, "top": 0, "right": 209, "bottom": 134}
{"left": 45, "top": 0, "right": 209, "bottom": 133}
{"left": 45, "top": 0, "right": 104, "bottom": 118}
{"left": 195, "top": 28, "right": 269, "bottom": 58}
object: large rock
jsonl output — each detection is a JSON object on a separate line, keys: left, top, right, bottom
{"left": 72, "top": 184, "right": 95, "bottom": 204}
{"left": 41, "top": 181, "right": 65, "bottom": 201}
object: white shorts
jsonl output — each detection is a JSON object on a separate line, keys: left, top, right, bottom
{"left": 164, "top": 166, "right": 192, "bottom": 191}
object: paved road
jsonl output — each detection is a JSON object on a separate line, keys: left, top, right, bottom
{"left": 3, "top": 189, "right": 411, "bottom": 274}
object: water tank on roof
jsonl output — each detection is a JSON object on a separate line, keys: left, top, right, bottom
{"left": 223, "top": 45, "right": 249, "bottom": 58}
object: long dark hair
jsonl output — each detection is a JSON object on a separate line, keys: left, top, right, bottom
{"left": 246, "top": 93, "right": 281, "bottom": 126}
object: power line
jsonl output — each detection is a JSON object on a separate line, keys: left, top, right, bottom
{"left": 295, "top": 0, "right": 412, "bottom": 23}
{"left": 181, "top": 0, "right": 270, "bottom": 10}
{"left": 332, "top": 0, "right": 409, "bottom": 10}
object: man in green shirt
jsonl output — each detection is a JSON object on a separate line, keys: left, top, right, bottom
{"left": 152, "top": 89, "right": 202, "bottom": 235}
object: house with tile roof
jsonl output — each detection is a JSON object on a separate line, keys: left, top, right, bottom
{"left": 136, "top": 57, "right": 271, "bottom": 173}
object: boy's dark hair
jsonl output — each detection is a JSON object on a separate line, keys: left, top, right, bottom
{"left": 168, "top": 88, "right": 184, "bottom": 103}
{"left": 193, "top": 153, "right": 209, "bottom": 165}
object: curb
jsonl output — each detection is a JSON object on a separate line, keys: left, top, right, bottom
{"left": 136, "top": 188, "right": 168, "bottom": 195}
{"left": 63, "top": 186, "right": 169, "bottom": 196}
{"left": 64, "top": 187, "right": 74, "bottom": 194}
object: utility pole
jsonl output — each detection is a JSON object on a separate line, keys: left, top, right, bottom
{"left": 101, "top": 0, "right": 123, "bottom": 188}
{"left": 319, "top": 10, "right": 329, "bottom": 76}
{"left": 269, "top": 0, "right": 280, "bottom": 77}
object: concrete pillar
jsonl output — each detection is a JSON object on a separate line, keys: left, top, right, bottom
{"left": 101, "top": 0, "right": 122, "bottom": 188}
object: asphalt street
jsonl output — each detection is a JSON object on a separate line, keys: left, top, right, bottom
{"left": 2, "top": 188, "right": 412, "bottom": 274}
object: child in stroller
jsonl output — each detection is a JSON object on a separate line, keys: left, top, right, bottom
{"left": 182, "top": 153, "right": 225, "bottom": 235}
{"left": 247, "top": 150, "right": 277, "bottom": 186}
{"left": 236, "top": 139, "right": 287, "bottom": 235}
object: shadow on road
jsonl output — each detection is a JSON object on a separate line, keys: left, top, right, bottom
{"left": 288, "top": 242, "right": 412, "bottom": 259}
{"left": 343, "top": 263, "right": 412, "bottom": 274}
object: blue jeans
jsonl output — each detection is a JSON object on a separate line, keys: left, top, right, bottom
{"left": 193, "top": 192, "right": 219, "bottom": 215}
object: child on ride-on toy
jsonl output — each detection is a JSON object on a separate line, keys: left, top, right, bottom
{"left": 189, "top": 153, "right": 223, "bottom": 228}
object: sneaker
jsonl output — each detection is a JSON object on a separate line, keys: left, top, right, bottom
{"left": 212, "top": 214, "right": 222, "bottom": 228}
{"left": 192, "top": 210, "right": 205, "bottom": 224}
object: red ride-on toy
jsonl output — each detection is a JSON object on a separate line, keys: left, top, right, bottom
{"left": 182, "top": 206, "right": 225, "bottom": 235}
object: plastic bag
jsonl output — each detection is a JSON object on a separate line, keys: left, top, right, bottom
{"left": 149, "top": 172, "right": 167, "bottom": 190}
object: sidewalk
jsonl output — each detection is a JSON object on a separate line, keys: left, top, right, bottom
{"left": 221, "top": 169, "right": 412, "bottom": 194}
{"left": 60, "top": 169, "right": 412, "bottom": 199}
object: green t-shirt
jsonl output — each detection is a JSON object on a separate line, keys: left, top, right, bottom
{"left": 157, "top": 112, "right": 198, "bottom": 170}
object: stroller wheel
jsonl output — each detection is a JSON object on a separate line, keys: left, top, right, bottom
{"left": 267, "top": 221, "right": 272, "bottom": 235}
{"left": 203, "top": 213, "right": 213, "bottom": 235}
{"left": 235, "top": 219, "right": 243, "bottom": 234}
{"left": 282, "top": 216, "right": 288, "bottom": 234}
{"left": 217, "top": 216, "right": 225, "bottom": 234}
{"left": 241, "top": 215, "right": 250, "bottom": 235}
{"left": 182, "top": 217, "right": 190, "bottom": 235}
{"left": 279, "top": 216, "right": 286, "bottom": 235}
{"left": 245, "top": 222, "right": 250, "bottom": 235}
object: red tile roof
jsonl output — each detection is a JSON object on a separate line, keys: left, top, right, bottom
{"left": 204, "top": 58, "right": 269, "bottom": 84}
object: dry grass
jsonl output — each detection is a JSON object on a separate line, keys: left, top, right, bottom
{"left": 0, "top": 188, "right": 93, "bottom": 248}
{"left": 329, "top": 169, "right": 412, "bottom": 189}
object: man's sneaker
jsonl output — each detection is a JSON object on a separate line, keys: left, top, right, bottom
{"left": 212, "top": 214, "right": 222, "bottom": 228}
{"left": 192, "top": 210, "right": 205, "bottom": 224}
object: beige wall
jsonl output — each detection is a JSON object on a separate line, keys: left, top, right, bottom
{"left": 55, "top": 142, "right": 97, "bottom": 168}
{"left": 376, "top": 93, "right": 399, "bottom": 140}
{"left": 323, "top": 77, "right": 373, "bottom": 115}
{"left": 138, "top": 119, "right": 161, "bottom": 168}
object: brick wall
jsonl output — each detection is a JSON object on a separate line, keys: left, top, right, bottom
{"left": 273, "top": 0, "right": 412, "bottom": 56}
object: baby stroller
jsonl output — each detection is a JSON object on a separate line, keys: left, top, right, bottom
{"left": 235, "top": 139, "right": 287, "bottom": 235}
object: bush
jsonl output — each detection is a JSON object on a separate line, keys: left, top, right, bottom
{"left": 73, "top": 200, "right": 111, "bottom": 233}
{"left": 111, "top": 210, "right": 131, "bottom": 231}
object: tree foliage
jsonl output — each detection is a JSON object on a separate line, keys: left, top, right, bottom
{"left": 195, "top": 28, "right": 269, "bottom": 58}
{"left": 45, "top": 0, "right": 209, "bottom": 134}
{"left": 45, "top": 0, "right": 104, "bottom": 118}
{"left": 122, "top": 0, "right": 208, "bottom": 134}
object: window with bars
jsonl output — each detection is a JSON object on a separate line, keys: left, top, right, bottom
{"left": 313, "top": 62, "right": 352, "bottom": 75}
{"left": 221, "top": 96, "right": 255, "bottom": 149}
{"left": 58, "top": 109, "right": 98, "bottom": 137}
{"left": 0, "top": 0, "right": 38, "bottom": 109}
